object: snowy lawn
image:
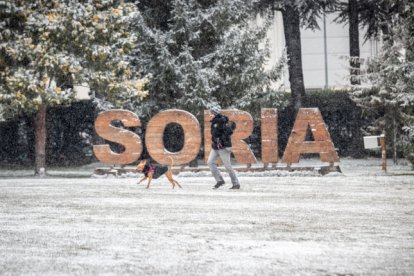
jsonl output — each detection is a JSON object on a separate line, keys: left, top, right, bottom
{"left": 0, "top": 159, "right": 413, "bottom": 275}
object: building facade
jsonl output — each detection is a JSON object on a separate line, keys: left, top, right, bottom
{"left": 266, "top": 12, "right": 379, "bottom": 90}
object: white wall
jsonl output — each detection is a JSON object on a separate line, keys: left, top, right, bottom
{"left": 265, "top": 11, "right": 379, "bottom": 90}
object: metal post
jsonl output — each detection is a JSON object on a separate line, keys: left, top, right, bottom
{"left": 323, "top": 12, "right": 329, "bottom": 88}
{"left": 380, "top": 134, "right": 386, "bottom": 173}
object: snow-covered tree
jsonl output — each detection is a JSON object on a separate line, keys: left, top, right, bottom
{"left": 0, "top": 0, "right": 148, "bottom": 175}
{"left": 132, "top": 0, "right": 284, "bottom": 119}
{"left": 334, "top": 0, "right": 407, "bottom": 86}
{"left": 352, "top": 1, "right": 414, "bottom": 165}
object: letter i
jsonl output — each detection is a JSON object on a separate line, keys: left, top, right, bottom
{"left": 261, "top": 108, "right": 278, "bottom": 165}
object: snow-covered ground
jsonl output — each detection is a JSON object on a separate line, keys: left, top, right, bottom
{"left": 0, "top": 158, "right": 413, "bottom": 275}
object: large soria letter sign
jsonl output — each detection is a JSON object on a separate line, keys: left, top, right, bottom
{"left": 93, "top": 107, "right": 339, "bottom": 166}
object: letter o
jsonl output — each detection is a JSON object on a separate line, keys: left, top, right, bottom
{"left": 145, "top": 109, "right": 201, "bottom": 165}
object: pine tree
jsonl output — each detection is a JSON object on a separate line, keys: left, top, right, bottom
{"left": 352, "top": 1, "right": 414, "bottom": 165}
{"left": 334, "top": 0, "right": 361, "bottom": 85}
{"left": 0, "top": 0, "right": 148, "bottom": 175}
{"left": 132, "top": 0, "right": 284, "bottom": 120}
{"left": 334, "top": 0, "right": 406, "bottom": 85}
{"left": 256, "top": 0, "right": 338, "bottom": 110}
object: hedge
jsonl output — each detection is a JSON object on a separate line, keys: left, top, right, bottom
{"left": 0, "top": 89, "right": 369, "bottom": 167}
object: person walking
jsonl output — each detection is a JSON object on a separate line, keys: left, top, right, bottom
{"left": 207, "top": 106, "right": 240, "bottom": 189}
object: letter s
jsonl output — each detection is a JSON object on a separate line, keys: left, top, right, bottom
{"left": 93, "top": 109, "right": 142, "bottom": 165}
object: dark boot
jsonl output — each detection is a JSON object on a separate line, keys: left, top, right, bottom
{"left": 229, "top": 185, "right": 240, "bottom": 189}
{"left": 213, "top": 180, "right": 225, "bottom": 189}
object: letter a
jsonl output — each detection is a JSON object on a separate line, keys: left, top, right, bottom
{"left": 282, "top": 108, "right": 339, "bottom": 163}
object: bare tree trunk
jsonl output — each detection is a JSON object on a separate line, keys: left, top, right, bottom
{"left": 393, "top": 115, "right": 397, "bottom": 164}
{"left": 35, "top": 103, "right": 47, "bottom": 176}
{"left": 282, "top": 4, "right": 305, "bottom": 111}
{"left": 348, "top": 0, "right": 360, "bottom": 85}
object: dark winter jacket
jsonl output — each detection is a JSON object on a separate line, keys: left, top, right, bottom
{"left": 210, "top": 114, "right": 234, "bottom": 150}
{"left": 142, "top": 163, "right": 168, "bottom": 179}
